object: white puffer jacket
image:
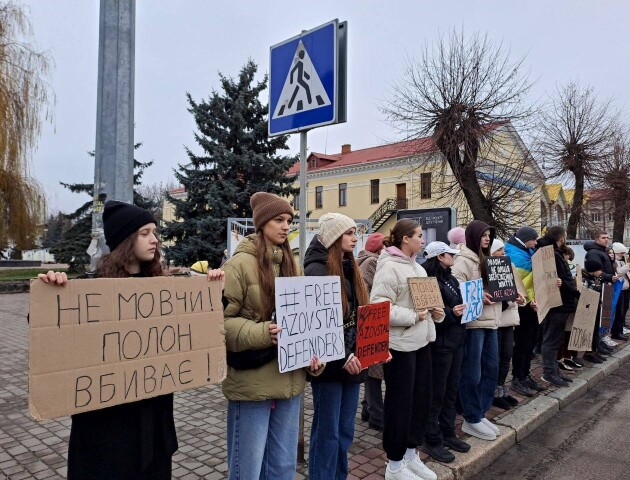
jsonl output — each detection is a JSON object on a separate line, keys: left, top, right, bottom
{"left": 371, "top": 247, "right": 444, "bottom": 352}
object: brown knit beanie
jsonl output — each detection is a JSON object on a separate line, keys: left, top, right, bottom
{"left": 318, "top": 212, "right": 357, "bottom": 248}
{"left": 250, "top": 192, "right": 294, "bottom": 230}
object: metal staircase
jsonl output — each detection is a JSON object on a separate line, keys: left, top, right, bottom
{"left": 369, "top": 197, "right": 408, "bottom": 231}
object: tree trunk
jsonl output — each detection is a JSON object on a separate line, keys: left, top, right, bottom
{"left": 566, "top": 169, "right": 584, "bottom": 239}
{"left": 441, "top": 144, "right": 494, "bottom": 227}
{"left": 613, "top": 192, "right": 626, "bottom": 243}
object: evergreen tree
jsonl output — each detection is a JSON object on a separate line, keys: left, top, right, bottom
{"left": 50, "top": 145, "right": 156, "bottom": 271}
{"left": 162, "top": 60, "right": 297, "bottom": 267}
{"left": 42, "top": 212, "right": 72, "bottom": 248}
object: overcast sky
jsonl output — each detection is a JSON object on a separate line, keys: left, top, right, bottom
{"left": 22, "top": 0, "right": 630, "bottom": 214}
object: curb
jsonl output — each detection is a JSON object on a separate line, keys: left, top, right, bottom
{"left": 435, "top": 344, "right": 630, "bottom": 479}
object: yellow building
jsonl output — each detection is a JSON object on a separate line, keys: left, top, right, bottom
{"left": 290, "top": 122, "right": 545, "bottom": 234}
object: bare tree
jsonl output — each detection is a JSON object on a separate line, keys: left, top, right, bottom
{"left": 536, "top": 81, "right": 618, "bottom": 239}
{"left": 591, "top": 135, "right": 630, "bottom": 242}
{"left": 0, "top": 1, "right": 54, "bottom": 252}
{"left": 382, "top": 29, "right": 540, "bottom": 236}
{"left": 135, "top": 180, "right": 179, "bottom": 224}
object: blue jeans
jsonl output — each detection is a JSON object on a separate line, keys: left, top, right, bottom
{"left": 459, "top": 328, "right": 498, "bottom": 424}
{"left": 309, "top": 382, "right": 361, "bottom": 480}
{"left": 227, "top": 395, "right": 301, "bottom": 480}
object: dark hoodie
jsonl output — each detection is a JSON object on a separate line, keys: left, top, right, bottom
{"left": 536, "top": 235, "right": 580, "bottom": 313}
{"left": 584, "top": 241, "right": 615, "bottom": 282}
{"left": 304, "top": 236, "right": 366, "bottom": 384}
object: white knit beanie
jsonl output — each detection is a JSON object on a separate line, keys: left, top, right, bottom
{"left": 490, "top": 238, "right": 505, "bottom": 255}
{"left": 318, "top": 213, "right": 357, "bottom": 248}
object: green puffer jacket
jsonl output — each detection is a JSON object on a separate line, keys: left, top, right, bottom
{"left": 222, "top": 234, "right": 315, "bottom": 401}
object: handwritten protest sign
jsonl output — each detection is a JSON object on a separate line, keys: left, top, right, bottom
{"left": 356, "top": 302, "right": 390, "bottom": 367}
{"left": 600, "top": 283, "right": 614, "bottom": 328}
{"left": 568, "top": 288, "right": 599, "bottom": 351}
{"left": 408, "top": 277, "right": 444, "bottom": 310}
{"left": 275, "top": 276, "right": 345, "bottom": 373}
{"left": 485, "top": 256, "right": 518, "bottom": 301}
{"left": 460, "top": 279, "right": 484, "bottom": 324}
{"left": 576, "top": 264, "right": 583, "bottom": 292}
{"left": 29, "top": 276, "right": 226, "bottom": 421}
{"left": 532, "top": 245, "right": 562, "bottom": 322}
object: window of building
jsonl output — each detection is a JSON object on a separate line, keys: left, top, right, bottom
{"left": 420, "top": 173, "right": 432, "bottom": 199}
{"left": 315, "top": 186, "right": 323, "bottom": 209}
{"left": 339, "top": 183, "right": 347, "bottom": 207}
{"left": 370, "top": 179, "right": 379, "bottom": 204}
{"left": 591, "top": 211, "right": 601, "bottom": 222}
{"left": 293, "top": 194, "right": 299, "bottom": 211}
{"left": 608, "top": 212, "right": 614, "bottom": 222}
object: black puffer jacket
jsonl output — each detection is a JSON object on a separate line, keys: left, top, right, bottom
{"left": 584, "top": 241, "right": 615, "bottom": 282}
{"left": 536, "top": 236, "right": 580, "bottom": 313}
{"left": 304, "top": 236, "right": 366, "bottom": 384}
{"left": 423, "top": 258, "right": 466, "bottom": 350}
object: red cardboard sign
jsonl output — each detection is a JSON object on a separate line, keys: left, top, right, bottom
{"left": 356, "top": 302, "right": 390, "bottom": 367}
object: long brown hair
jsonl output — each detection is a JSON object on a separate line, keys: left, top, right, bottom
{"left": 383, "top": 218, "right": 421, "bottom": 249}
{"left": 326, "top": 237, "right": 369, "bottom": 317}
{"left": 255, "top": 232, "right": 298, "bottom": 321}
{"left": 96, "top": 231, "right": 164, "bottom": 278}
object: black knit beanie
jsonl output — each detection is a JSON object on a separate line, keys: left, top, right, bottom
{"left": 585, "top": 259, "right": 603, "bottom": 273}
{"left": 515, "top": 226, "right": 538, "bottom": 243}
{"left": 103, "top": 201, "right": 157, "bottom": 252}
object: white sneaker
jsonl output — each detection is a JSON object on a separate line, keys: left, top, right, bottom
{"left": 405, "top": 453, "right": 438, "bottom": 480}
{"left": 385, "top": 462, "right": 421, "bottom": 480}
{"left": 462, "top": 420, "right": 497, "bottom": 441}
{"left": 603, "top": 335, "right": 618, "bottom": 347}
{"left": 481, "top": 418, "right": 501, "bottom": 436}
{"left": 623, "top": 327, "right": 630, "bottom": 334}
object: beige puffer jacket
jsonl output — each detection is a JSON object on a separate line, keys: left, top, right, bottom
{"left": 451, "top": 245, "right": 502, "bottom": 329}
{"left": 221, "top": 234, "right": 320, "bottom": 401}
{"left": 370, "top": 247, "right": 444, "bottom": 352}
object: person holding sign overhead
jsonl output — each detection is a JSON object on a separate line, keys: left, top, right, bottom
{"left": 420, "top": 242, "right": 471, "bottom": 464}
{"left": 36, "top": 201, "right": 225, "bottom": 480}
{"left": 304, "top": 212, "right": 370, "bottom": 480}
{"left": 451, "top": 220, "right": 502, "bottom": 442}
{"left": 221, "top": 192, "right": 323, "bottom": 480}
{"left": 371, "top": 219, "right": 445, "bottom": 480}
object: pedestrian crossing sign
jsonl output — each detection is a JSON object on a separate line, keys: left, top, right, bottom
{"left": 269, "top": 19, "right": 347, "bottom": 136}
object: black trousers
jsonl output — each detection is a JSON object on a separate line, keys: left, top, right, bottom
{"left": 425, "top": 343, "right": 463, "bottom": 446}
{"left": 497, "top": 326, "right": 515, "bottom": 386}
{"left": 541, "top": 310, "right": 569, "bottom": 376}
{"left": 361, "top": 376, "right": 384, "bottom": 427}
{"left": 512, "top": 304, "right": 538, "bottom": 379}
{"left": 383, "top": 345, "right": 432, "bottom": 461}
{"left": 612, "top": 291, "right": 626, "bottom": 336}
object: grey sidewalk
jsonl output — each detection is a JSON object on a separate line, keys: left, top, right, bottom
{"left": 2, "top": 292, "right": 629, "bottom": 479}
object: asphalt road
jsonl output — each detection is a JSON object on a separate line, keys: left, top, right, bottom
{"left": 472, "top": 364, "right": 630, "bottom": 480}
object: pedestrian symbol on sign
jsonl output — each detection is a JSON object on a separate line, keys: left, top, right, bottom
{"left": 272, "top": 41, "right": 331, "bottom": 119}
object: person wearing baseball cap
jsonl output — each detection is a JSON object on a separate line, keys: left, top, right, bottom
{"left": 304, "top": 213, "right": 370, "bottom": 480}
{"left": 420, "top": 241, "right": 470, "bottom": 463}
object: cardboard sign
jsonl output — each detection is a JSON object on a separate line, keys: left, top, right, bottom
{"left": 532, "top": 245, "right": 563, "bottom": 323}
{"left": 275, "top": 276, "right": 345, "bottom": 373}
{"left": 408, "top": 277, "right": 444, "bottom": 310}
{"left": 601, "top": 283, "right": 614, "bottom": 328}
{"left": 568, "top": 288, "right": 600, "bottom": 351}
{"left": 28, "top": 276, "right": 226, "bottom": 421}
{"left": 485, "top": 256, "right": 518, "bottom": 301}
{"left": 576, "top": 265, "right": 583, "bottom": 292}
{"left": 356, "top": 302, "right": 390, "bottom": 367}
{"left": 460, "top": 279, "right": 484, "bottom": 324}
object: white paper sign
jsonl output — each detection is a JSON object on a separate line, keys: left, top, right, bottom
{"left": 460, "top": 278, "right": 484, "bottom": 324}
{"left": 275, "top": 276, "right": 345, "bottom": 373}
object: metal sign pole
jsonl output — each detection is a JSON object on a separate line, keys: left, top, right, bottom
{"left": 298, "top": 130, "right": 308, "bottom": 267}
{"left": 297, "top": 129, "right": 307, "bottom": 465}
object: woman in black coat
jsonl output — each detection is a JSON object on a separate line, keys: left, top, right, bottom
{"left": 421, "top": 242, "right": 471, "bottom": 463}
